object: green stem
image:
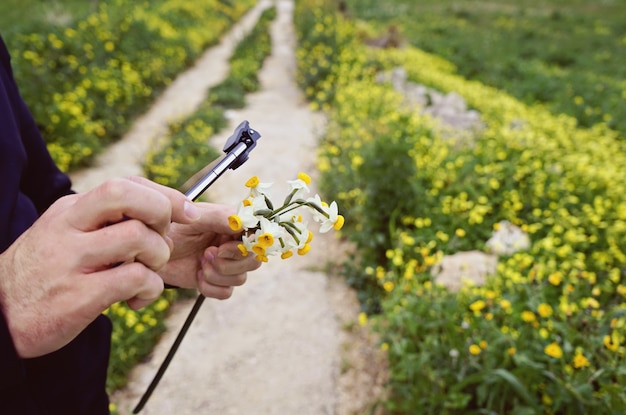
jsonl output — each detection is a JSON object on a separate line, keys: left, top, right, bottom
{"left": 281, "top": 222, "right": 302, "bottom": 245}
{"left": 268, "top": 199, "right": 330, "bottom": 221}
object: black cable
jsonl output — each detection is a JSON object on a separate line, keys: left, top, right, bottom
{"left": 132, "top": 294, "right": 206, "bottom": 414}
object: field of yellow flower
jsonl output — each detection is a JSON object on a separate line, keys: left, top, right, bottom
{"left": 9, "top": 0, "right": 256, "bottom": 172}
{"left": 294, "top": 0, "right": 626, "bottom": 413}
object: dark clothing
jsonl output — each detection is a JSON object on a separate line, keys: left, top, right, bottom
{"left": 0, "top": 36, "right": 111, "bottom": 414}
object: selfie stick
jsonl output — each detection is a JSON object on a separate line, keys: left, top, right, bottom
{"left": 133, "top": 120, "right": 261, "bottom": 414}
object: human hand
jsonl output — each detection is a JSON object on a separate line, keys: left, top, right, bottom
{"left": 158, "top": 203, "right": 262, "bottom": 300}
{"left": 0, "top": 176, "right": 201, "bottom": 358}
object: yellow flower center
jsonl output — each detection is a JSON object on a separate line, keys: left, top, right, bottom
{"left": 252, "top": 244, "right": 266, "bottom": 256}
{"left": 297, "top": 172, "right": 312, "bottom": 184}
{"left": 245, "top": 176, "right": 260, "bottom": 188}
{"left": 236, "top": 243, "right": 249, "bottom": 257}
{"left": 257, "top": 233, "right": 275, "bottom": 248}
{"left": 333, "top": 215, "right": 345, "bottom": 231}
{"left": 228, "top": 215, "right": 243, "bottom": 231}
{"left": 297, "top": 244, "right": 311, "bottom": 256}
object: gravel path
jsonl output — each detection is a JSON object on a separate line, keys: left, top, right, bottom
{"left": 71, "top": 1, "right": 369, "bottom": 414}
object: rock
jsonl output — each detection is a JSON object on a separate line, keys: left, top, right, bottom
{"left": 432, "top": 250, "right": 498, "bottom": 292}
{"left": 486, "top": 220, "right": 531, "bottom": 256}
{"left": 376, "top": 66, "right": 485, "bottom": 135}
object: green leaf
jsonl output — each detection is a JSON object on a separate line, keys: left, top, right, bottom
{"left": 489, "top": 368, "right": 538, "bottom": 410}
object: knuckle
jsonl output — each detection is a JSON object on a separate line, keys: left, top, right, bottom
{"left": 215, "top": 287, "right": 234, "bottom": 300}
{"left": 98, "top": 178, "right": 128, "bottom": 200}
{"left": 123, "top": 262, "right": 151, "bottom": 283}
{"left": 122, "top": 219, "right": 147, "bottom": 240}
{"left": 233, "top": 273, "right": 247, "bottom": 286}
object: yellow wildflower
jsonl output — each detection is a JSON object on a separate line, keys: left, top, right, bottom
{"left": 548, "top": 272, "right": 562, "bottom": 286}
{"left": 469, "top": 300, "right": 487, "bottom": 312}
{"left": 521, "top": 311, "right": 536, "bottom": 323}
{"left": 469, "top": 344, "right": 482, "bottom": 355}
{"left": 537, "top": 303, "right": 553, "bottom": 318}
{"left": 544, "top": 342, "right": 563, "bottom": 359}
{"left": 604, "top": 333, "right": 620, "bottom": 352}
{"left": 573, "top": 353, "right": 590, "bottom": 369}
{"left": 542, "top": 394, "right": 553, "bottom": 406}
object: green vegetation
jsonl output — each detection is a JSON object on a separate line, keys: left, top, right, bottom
{"left": 0, "top": 0, "right": 97, "bottom": 38}
{"left": 295, "top": 0, "right": 626, "bottom": 413}
{"left": 5, "top": 0, "right": 255, "bottom": 171}
{"left": 345, "top": 0, "right": 626, "bottom": 138}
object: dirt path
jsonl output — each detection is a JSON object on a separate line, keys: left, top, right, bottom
{"left": 80, "top": 0, "right": 384, "bottom": 414}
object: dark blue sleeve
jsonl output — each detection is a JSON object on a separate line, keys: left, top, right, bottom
{"left": 0, "top": 35, "right": 72, "bottom": 220}
{"left": 0, "top": 34, "right": 37, "bottom": 411}
{"left": 0, "top": 34, "right": 82, "bottom": 414}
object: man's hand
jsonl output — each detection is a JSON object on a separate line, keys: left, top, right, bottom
{"left": 159, "top": 203, "right": 262, "bottom": 300}
{"left": 0, "top": 177, "right": 200, "bottom": 358}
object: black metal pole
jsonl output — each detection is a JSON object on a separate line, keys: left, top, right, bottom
{"left": 132, "top": 294, "right": 206, "bottom": 414}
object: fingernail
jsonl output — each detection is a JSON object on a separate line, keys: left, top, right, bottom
{"left": 204, "top": 251, "right": 215, "bottom": 264}
{"left": 217, "top": 250, "right": 235, "bottom": 259}
{"left": 184, "top": 201, "right": 201, "bottom": 221}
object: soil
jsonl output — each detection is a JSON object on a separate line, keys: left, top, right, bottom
{"left": 71, "top": 1, "right": 388, "bottom": 414}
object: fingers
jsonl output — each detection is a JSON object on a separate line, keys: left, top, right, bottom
{"left": 83, "top": 220, "right": 173, "bottom": 271}
{"left": 196, "top": 244, "right": 261, "bottom": 300}
{"left": 213, "top": 242, "right": 263, "bottom": 275}
{"left": 193, "top": 202, "right": 242, "bottom": 236}
{"left": 68, "top": 177, "right": 200, "bottom": 235}
{"left": 94, "top": 262, "right": 165, "bottom": 310}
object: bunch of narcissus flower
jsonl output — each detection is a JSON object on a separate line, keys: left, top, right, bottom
{"left": 227, "top": 172, "right": 344, "bottom": 262}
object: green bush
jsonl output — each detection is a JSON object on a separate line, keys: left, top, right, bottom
{"left": 294, "top": 1, "right": 626, "bottom": 413}
{"left": 143, "top": 100, "right": 225, "bottom": 190}
{"left": 209, "top": 7, "right": 276, "bottom": 108}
